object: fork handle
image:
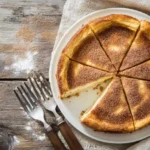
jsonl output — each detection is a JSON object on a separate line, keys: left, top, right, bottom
{"left": 59, "top": 122, "right": 83, "bottom": 150}
{"left": 46, "top": 130, "right": 66, "bottom": 150}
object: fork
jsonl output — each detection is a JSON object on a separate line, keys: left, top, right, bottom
{"left": 14, "top": 83, "right": 66, "bottom": 150}
{"left": 28, "top": 71, "right": 83, "bottom": 150}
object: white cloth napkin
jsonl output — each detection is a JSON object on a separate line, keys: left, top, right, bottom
{"left": 53, "top": 0, "right": 150, "bottom": 149}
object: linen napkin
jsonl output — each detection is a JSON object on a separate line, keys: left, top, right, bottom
{"left": 53, "top": 0, "right": 150, "bottom": 149}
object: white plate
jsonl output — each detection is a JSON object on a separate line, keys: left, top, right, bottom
{"left": 49, "top": 8, "right": 150, "bottom": 144}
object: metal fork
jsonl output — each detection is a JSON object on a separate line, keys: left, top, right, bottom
{"left": 14, "top": 83, "right": 66, "bottom": 150}
{"left": 28, "top": 71, "right": 83, "bottom": 150}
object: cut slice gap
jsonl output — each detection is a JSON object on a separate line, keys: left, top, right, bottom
{"left": 120, "top": 78, "right": 135, "bottom": 131}
{"left": 65, "top": 54, "right": 112, "bottom": 73}
{"left": 120, "top": 20, "right": 150, "bottom": 71}
{"left": 119, "top": 75, "right": 150, "bottom": 82}
{"left": 119, "top": 60, "right": 150, "bottom": 81}
{"left": 81, "top": 77, "right": 134, "bottom": 132}
{"left": 56, "top": 55, "right": 114, "bottom": 99}
{"left": 62, "top": 24, "right": 116, "bottom": 72}
{"left": 89, "top": 14, "right": 140, "bottom": 70}
{"left": 118, "top": 24, "right": 141, "bottom": 71}
{"left": 90, "top": 26, "right": 116, "bottom": 71}
{"left": 120, "top": 58, "right": 150, "bottom": 72}
{"left": 121, "top": 77, "right": 150, "bottom": 130}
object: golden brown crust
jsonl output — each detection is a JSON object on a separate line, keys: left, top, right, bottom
{"left": 121, "top": 77, "right": 150, "bottom": 130}
{"left": 89, "top": 14, "right": 140, "bottom": 32}
{"left": 62, "top": 25, "right": 91, "bottom": 55}
{"left": 120, "top": 60, "right": 150, "bottom": 80}
{"left": 81, "top": 77, "right": 134, "bottom": 132}
{"left": 120, "top": 20, "right": 150, "bottom": 70}
{"left": 89, "top": 14, "right": 139, "bottom": 30}
{"left": 56, "top": 55, "right": 113, "bottom": 98}
{"left": 62, "top": 24, "right": 115, "bottom": 72}
{"left": 56, "top": 55, "right": 70, "bottom": 95}
{"left": 89, "top": 14, "right": 140, "bottom": 70}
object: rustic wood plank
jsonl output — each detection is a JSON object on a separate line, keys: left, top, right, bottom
{"left": 0, "top": 1, "right": 66, "bottom": 149}
{"left": 0, "top": 15, "right": 61, "bottom": 78}
{"left": 0, "top": 81, "right": 59, "bottom": 149}
{"left": 0, "top": 0, "right": 65, "bottom": 16}
{"left": 0, "top": 0, "right": 66, "bottom": 78}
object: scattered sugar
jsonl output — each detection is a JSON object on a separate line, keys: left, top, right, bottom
{"left": 24, "top": 121, "right": 47, "bottom": 141}
{"left": 38, "top": 135, "right": 46, "bottom": 141}
{"left": 27, "top": 122, "right": 31, "bottom": 126}
{"left": 13, "top": 136, "right": 20, "bottom": 146}
{"left": 32, "top": 133, "right": 46, "bottom": 141}
{"left": 22, "top": 111, "right": 30, "bottom": 118}
{"left": 4, "top": 50, "right": 38, "bottom": 75}
{"left": 25, "top": 126, "right": 32, "bottom": 131}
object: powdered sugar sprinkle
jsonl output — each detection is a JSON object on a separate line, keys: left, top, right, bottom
{"left": 4, "top": 50, "right": 38, "bottom": 75}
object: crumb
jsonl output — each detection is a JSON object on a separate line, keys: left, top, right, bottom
{"left": 25, "top": 126, "right": 32, "bottom": 131}
{"left": 80, "top": 110, "right": 85, "bottom": 116}
{"left": 75, "top": 93, "right": 79, "bottom": 97}
{"left": 66, "top": 95, "right": 71, "bottom": 99}
{"left": 65, "top": 92, "right": 80, "bottom": 99}
{"left": 100, "top": 86, "right": 104, "bottom": 91}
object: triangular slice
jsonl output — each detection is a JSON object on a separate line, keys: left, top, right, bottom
{"left": 120, "top": 60, "right": 150, "bottom": 80}
{"left": 81, "top": 77, "right": 134, "bottom": 132}
{"left": 120, "top": 20, "right": 150, "bottom": 71}
{"left": 56, "top": 55, "right": 113, "bottom": 98}
{"left": 89, "top": 14, "right": 140, "bottom": 70}
{"left": 62, "top": 24, "right": 115, "bottom": 72}
{"left": 122, "top": 77, "right": 150, "bottom": 130}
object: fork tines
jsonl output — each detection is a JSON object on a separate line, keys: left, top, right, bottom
{"left": 34, "top": 72, "right": 52, "bottom": 95}
{"left": 28, "top": 72, "right": 52, "bottom": 101}
{"left": 35, "top": 72, "right": 52, "bottom": 91}
{"left": 14, "top": 83, "right": 38, "bottom": 113}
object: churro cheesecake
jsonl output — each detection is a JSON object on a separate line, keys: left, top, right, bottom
{"left": 56, "top": 14, "right": 150, "bottom": 132}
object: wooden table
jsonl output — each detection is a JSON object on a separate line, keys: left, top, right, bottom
{"left": 0, "top": 1, "right": 136, "bottom": 149}
{"left": 0, "top": 0, "right": 66, "bottom": 149}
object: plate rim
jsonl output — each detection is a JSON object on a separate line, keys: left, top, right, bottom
{"left": 49, "top": 8, "right": 150, "bottom": 144}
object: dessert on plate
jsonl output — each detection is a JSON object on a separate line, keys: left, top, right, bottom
{"left": 56, "top": 14, "right": 150, "bottom": 132}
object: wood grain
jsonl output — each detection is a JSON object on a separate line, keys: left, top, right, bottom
{"left": 0, "top": 0, "right": 65, "bottom": 16}
{"left": 0, "top": 81, "right": 57, "bottom": 149}
{"left": 0, "top": 0, "right": 65, "bottom": 78}
{"left": 0, "top": 0, "right": 66, "bottom": 149}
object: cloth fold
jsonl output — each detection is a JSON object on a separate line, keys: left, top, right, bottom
{"left": 54, "top": 0, "right": 150, "bottom": 149}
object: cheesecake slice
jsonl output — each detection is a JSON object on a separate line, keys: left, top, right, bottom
{"left": 81, "top": 77, "right": 134, "bottom": 132}
{"left": 120, "top": 20, "right": 150, "bottom": 71}
{"left": 120, "top": 60, "right": 150, "bottom": 81}
{"left": 62, "top": 24, "right": 115, "bottom": 72}
{"left": 89, "top": 14, "right": 140, "bottom": 70}
{"left": 122, "top": 77, "right": 150, "bottom": 130}
{"left": 56, "top": 55, "right": 113, "bottom": 98}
